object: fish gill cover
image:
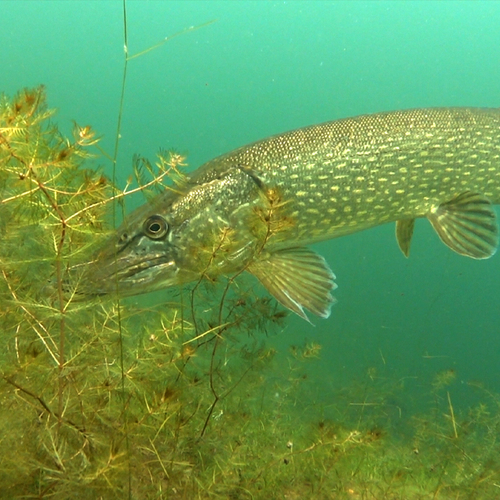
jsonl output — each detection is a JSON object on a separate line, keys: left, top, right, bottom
{"left": 1, "top": 5, "right": 500, "bottom": 500}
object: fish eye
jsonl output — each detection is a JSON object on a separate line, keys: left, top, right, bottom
{"left": 143, "top": 215, "right": 168, "bottom": 240}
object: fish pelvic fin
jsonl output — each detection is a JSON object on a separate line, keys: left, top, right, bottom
{"left": 396, "top": 219, "right": 415, "bottom": 258}
{"left": 248, "top": 247, "right": 337, "bottom": 323}
{"left": 428, "top": 191, "right": 499, "bottom": 259}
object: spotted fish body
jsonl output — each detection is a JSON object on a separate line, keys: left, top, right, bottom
{"left": 82, "top": 108, "right": 500, "bottom": 320}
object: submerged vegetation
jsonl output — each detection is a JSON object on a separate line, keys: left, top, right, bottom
{"left": 1, "top": 87, "right": 500, "bottom": 499}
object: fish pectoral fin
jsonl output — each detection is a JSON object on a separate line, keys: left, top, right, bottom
{"left": 247, "top": 247, "right": 337, "bottom": 323}
{"left": 396, "top": 219, "right": 415, "bottom": 257}
{"left": 427, "top": 191, "right": 499, "bottom": 259}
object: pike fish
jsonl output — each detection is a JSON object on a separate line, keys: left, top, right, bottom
{"left": 80, "top": 108, "right": 500, "bottom": 320}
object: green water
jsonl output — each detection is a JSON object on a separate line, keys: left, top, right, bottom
{"left": 1, "top": 1, "right": 500, "bottom": 498}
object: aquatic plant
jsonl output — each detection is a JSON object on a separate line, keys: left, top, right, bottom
{"left": 1, "top": 87, "right": 500, "bottom": 499}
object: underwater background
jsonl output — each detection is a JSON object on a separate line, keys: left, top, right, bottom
{"left": 1, "top": 1, "right": 500, "bottom": 497}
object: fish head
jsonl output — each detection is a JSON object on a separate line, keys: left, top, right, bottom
{"left": 72, "top": 164, "right": 267, "bottom": 298}
{"left": 76, "top": 192, "right": 188, "bottom": 297}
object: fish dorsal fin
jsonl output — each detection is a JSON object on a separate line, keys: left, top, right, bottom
{"left": 396, "top": 219, "right": 415, "bottom": 257}
{"left": 427, "top": 191, "right": 499, "bottom": 259}
{"left": 247, "top": 247, "right": 337, "bottom": 323}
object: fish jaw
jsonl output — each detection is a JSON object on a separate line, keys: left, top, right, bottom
{"left": 69, "top": 226, "right": 197, "bottom": 298}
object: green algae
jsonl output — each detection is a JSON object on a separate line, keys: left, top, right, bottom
{"left": 1, "top": 87, "right": 500, "bottom": 499}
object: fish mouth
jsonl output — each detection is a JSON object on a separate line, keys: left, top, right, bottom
{"left": 62, "top": 254, "right": 180, "bottom": 299}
